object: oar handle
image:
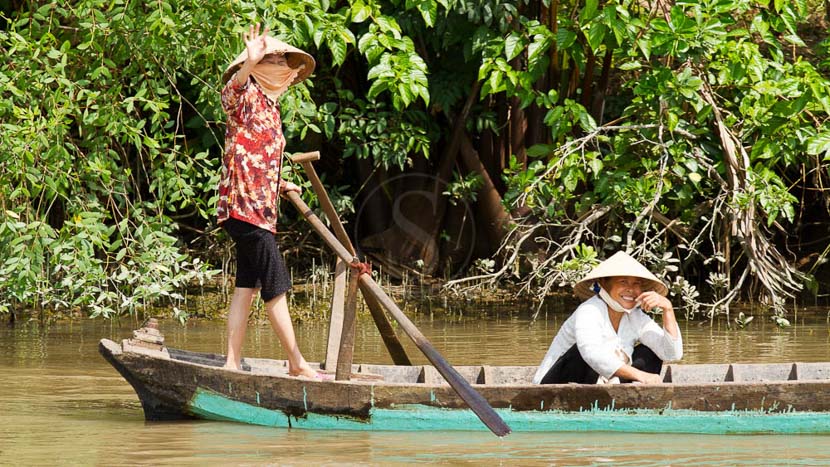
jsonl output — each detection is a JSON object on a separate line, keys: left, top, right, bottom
{"left": 284, "top": 191, "right": 511, "bottom": 437}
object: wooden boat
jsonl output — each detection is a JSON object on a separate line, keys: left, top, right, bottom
{"left": 100, "top": 154, "right": 830, "bottom": 435}
{"left": 99, "top": 330, "right": 830, "bottom": 435}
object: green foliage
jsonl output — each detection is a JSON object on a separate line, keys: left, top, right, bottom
{"left": 355, "top": 2, "right": 431, "bottom": 109}
{"left": 3, "top": 0, "right": 830, "bottom": 320}
{"left": 555, "top": 245, "right": 599, "bottom": 286}
{"left": 498, "top": 5, "right": 827, "bottom": 228}
{"left": 337, "top": 97, "right": 435, "bottom": 170}
{"left": 0, "top": 1, "right": 229, "bottom": 318}
{"left": 0, "top": 0, "right": 448, "bottom": 318}
{"left": 462, "top": 0, "right": 830, "bottom": 313}
{"left": 443, "top": 171, "right": 484, "bottom": 205}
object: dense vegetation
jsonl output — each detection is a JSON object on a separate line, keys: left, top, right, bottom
{"left": 2, "top": 0, "right": 830, "bottom": 324}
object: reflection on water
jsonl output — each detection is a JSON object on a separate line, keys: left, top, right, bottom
{"left": 2, "top": 303, "right": 830, "bottom": 464}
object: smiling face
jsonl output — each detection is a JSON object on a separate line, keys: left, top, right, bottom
{"left": 601, "top": 276, "right": 644, "bottom": 309}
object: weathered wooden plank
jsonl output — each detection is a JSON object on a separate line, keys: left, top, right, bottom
{"left": 419, "top": 365, "right": 444, "bottom": 385}
{"left": 731, "top": 363, "right": 796, "bottom": 382}
{"left": 359, "top": 364, "right": 422, "bottom": 383}
{"left": 664, "top": 364, "right": 732, "bottom": 383}
{"left": 415, "top": 365, "right": 483, "bottom": 385}
{"left": 323, "top": 258, "right": 347, "bottom": 371}
{"left": 482, "top": 366, "right": 534, "bottom": 385}
{"left": 795, "top": 362, "right": 830, "bottom": 381}
{"left": 335, "top": 269, "right": 360, "bottom": 381}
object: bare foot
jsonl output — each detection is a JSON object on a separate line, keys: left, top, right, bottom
{"left": 288, "top": 363, "right": 318, "bottom": 378}
{"left": 223, "top": 361, "right": 242, "bottom": 371}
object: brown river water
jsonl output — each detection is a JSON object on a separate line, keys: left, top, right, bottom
{"left": 2, "top": 300, "right": 830, "bottom": 465}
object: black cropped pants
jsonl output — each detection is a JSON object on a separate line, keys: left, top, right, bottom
{"left": 540, "top": 344, "right": 662, "bottom": 384}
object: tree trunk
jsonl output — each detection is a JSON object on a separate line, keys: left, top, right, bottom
{"left": 591, "top": 49, "right": 614, "bottom": 125}
{"left": 459, "top": 133, "right": 512, "bottom": 249}
{"left": 354, "top": 157, "right": 390, "bottom": 239}
{"left": 510, "top": 98, "right": 527, "bottom": 167}
{"left": 547, "top": 0, "right": 560, "bottom": 105}
{"left": 580, "top": 48, "right": 595, "bottom": 110}
{"left": 496, "top": 94, "right": 509, "bottom": 171}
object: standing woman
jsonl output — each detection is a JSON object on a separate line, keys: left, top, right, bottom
{"left": 217, "top": 23, "right": 319, "bottom": 377}
{"left": 533, "top": 251, "right": 683, "bottom": 385}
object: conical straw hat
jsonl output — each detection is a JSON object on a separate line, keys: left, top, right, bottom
{"left": 222, "top": 36, "right": 315, "bottom": 86}
{"left": 573, "top": 251, "right": 668, "bottom": 300}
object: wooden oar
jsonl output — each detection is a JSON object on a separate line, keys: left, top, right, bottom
{"left": 285, "top": 190, "right": 512, "bottom": 437}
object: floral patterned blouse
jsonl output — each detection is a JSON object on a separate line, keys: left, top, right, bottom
{"left": 216, "top": 76, "right": 285, "bottom": 234}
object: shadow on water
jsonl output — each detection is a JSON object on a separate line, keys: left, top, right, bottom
{"left": 2, "top": 299, "right": 830, "bottom": 464}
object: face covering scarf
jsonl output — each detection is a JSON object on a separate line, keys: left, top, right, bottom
{"left": 250, "top": 62, "right": 302, "bottom": 102}
{"left": 598, "top": 285, "right": 638, "bottom": 314}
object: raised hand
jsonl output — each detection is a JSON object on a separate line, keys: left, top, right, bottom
{"left": 243, "top": 23, "right": 270, "bottom": 65}
{"left": 637, "top": 290, "right": 680, "bottom": 338}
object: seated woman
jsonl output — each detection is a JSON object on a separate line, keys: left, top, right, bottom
{"left": 532, "top": 251, "right": 682, "bottom": 385}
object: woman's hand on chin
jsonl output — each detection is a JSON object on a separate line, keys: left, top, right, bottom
{"left": 636, "top": 290, "right": 672, "bottom": 313}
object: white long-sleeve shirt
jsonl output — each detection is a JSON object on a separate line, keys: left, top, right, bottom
{"left": 532, "top": 295, "right": 683, "bottom": 384}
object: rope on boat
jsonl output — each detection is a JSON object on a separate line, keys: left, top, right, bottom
{"left": 348, "top": 260, "right": 372, "bottom": 277}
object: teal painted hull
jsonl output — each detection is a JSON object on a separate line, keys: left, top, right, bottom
{"left": 190, "top": 387, "right": 830, "bottom": 434}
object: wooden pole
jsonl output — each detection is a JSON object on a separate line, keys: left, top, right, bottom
{"left": 335, "top": 265, "right": 360, "bottom": 381}
{"left": 357, "top": 281, "right": 411, "bottom": 365}
{"left": 289, "top": 152, "right": 411, "bottom": 366}
{"left": 323, "top": 258, "right": 347, "bottom": 371}
{"left": 285, "top": 191, "right": 511, "bottom": 437}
